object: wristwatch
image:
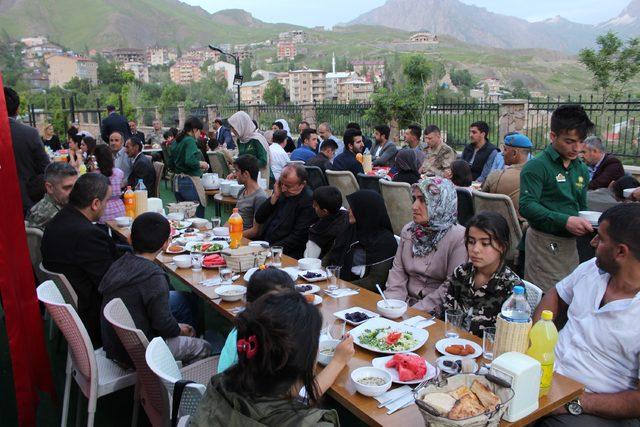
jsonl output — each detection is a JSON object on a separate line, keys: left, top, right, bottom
{"left": 566, "top": 398, "right": 583, "bottom": 416}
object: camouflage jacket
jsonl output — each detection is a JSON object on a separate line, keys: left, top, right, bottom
{"left": 442, "top": 262, "right": 521, "bottom": 337}
{"left": 146, "top": 130, "right": 164, "bottom": 146}
{"left": 422, "top": 142, "right": 456, "bottom": 176}
{"left": 26, "top": 194, "right": 62, "bottom": 231}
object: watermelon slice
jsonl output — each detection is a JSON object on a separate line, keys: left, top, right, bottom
{"left": 384, "top": 354, "right": 427, "bottom": 381}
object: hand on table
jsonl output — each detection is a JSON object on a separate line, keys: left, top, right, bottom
{"left": 565, "top": 216, "right": 593, "bottom": 236}
{"left": 179, "top": 323, "right": 195, "bottom": 337}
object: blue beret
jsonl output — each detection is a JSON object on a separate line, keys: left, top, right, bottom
{"left": 504, "top": 133, "right": 533, "bottom": 148}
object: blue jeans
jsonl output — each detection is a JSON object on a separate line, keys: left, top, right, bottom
{"left": 174, "top": 176, "right": 204, "bottom": 218}
{"left": 169, "top": 291, "right": 198, "bottom": 330}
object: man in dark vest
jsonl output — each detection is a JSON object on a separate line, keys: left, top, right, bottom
{"left": 461, "top": 121, "right": 497, "bottom": 182}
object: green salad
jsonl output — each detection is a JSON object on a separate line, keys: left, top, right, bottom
{"left": 358, "top": 327, "right": 418, "bottom": 352}
{"left": 189, "top": 242, "right": 224, "bottom": 253}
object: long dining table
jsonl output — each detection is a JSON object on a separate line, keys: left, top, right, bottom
{"left": 106, "top": 220, "right": 583, "bottom": 427}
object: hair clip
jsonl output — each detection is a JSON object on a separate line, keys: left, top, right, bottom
{"left": 236, "top": 335, "right": 258, "bottom": 359}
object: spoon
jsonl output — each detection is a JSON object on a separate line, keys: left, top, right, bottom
{"left": 376, "top": 284, "right": 391, "bottom": 308}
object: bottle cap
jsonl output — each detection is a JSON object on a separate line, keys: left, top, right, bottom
{"left": 513, "top": 285, "right": 524, "bottom": 294}
{"left": 233, "top": 208, "right": 238, "bottom": 213}
{"left": 541, "top": 310, "right": 553, "bottom": 320}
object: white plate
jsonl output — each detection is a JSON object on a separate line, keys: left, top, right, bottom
{"left": 170, "top": 220, "right": 193, "bottom": 230}
{"left": 435, "top": 338, "right": 483, "bottom": 359}
{"left": 299, "top": 269, "right": 328, "bottom": 282}
{"left": 333, "top": 306, "right": 380, "bottom": 325}
{"left": 243, "top": 267, "right": 298, "bottom": 282}
{"left": 311, "top": 294, "right": 323, "bottom": 305}
{"left": 203, "top": 184, "right": 220, "bottom": 190}
{"left": 185, "top": 241, "right": 229, "bottom": 253}
{"left": 436, "top": 355, "right": 479, "bottom": 375}
{"left": 295, "top": 284, "right": 321, "bottom": 294}
{"left": 165, "top": 245, "right": 186, "bottom": 254}
{"left": 371, "top": 353, "right": 438, "bottom": 384}
{"left": 350, "top": 317, "right": 429, "bottom": 355}
{"left": 579, "top": 210, "right": 601, "bottom": 226}
{"left": 248, "top": 241, "right": 270, "bottom": 248}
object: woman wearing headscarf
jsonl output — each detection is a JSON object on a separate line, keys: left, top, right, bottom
{"left": 275, "top": 118, "right": 296, "bottom": 152}
{"left": 393, "top": 148, "right": 421, "bottom": 185}
{"left": 229, "top": 111, "right": 273, "bottom": 184}
{"left": 324, "top": 190, "right": 398, "bottom": 292}
{"left": 384, "top": 177, "right": 468, "bottom": 313}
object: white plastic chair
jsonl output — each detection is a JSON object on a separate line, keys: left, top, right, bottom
{"left": 36, "top": 281, "right": 138, "bottom": 427}
{"left": 39, "top": 263, "right": 78, "bottom": 310}
{"left": 380, "top": 180, "right": 413, "bottom": 236}
{"left": 25, "top": 225, "right": 45, "bottom": 283}
{"left": 326, "top": 169, "right": 360, "bottom": 208}
{"left": 522, "top": 280, "right": 544, "bottom": 312}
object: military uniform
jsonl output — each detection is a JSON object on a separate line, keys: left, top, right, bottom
{"left": 146, "top": 130, "right": 164, "bottom": 147}
{"left": 26, "top": 194, "right": 62, "bottom": 231}
{"left": 421, "top": 142, "right": 456, "bottom": 176}
{"left": 482, "top": 163, "right": 525, "bottom": 218}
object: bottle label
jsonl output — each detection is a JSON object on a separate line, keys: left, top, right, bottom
{"left": 540, "top": 362, "right": 554, "bottom": 388}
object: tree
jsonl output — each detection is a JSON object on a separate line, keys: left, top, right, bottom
{"left": 241, "top": 58, "right": 253, "bottom": 81}
{"left": 511, "top": 80, "right": 531, "bottom": 99}
{"left": 263, "top": 79, "right": 286, "bottom": 105}
{"left": 402, "top": 55, "right": 432, "bottom": 87}
{"left": 159, "top": 83, "right": 186, "bottom": 113}
{"left": 450, "top": 68, "right": 474, "bottom": 89}
{"left": 579, "top": 32, "right": 640, "bottom": 103}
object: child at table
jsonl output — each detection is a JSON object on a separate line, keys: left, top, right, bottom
{"left": 304, "top": 186, "right": 349, "bottom": 260}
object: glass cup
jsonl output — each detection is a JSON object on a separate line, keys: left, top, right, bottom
{"left": 445, "top": 309, "right": 464, "bottom": 338}
{"left": 326, "top": 265, "right": 341, "bottom": 291}
{"left": 190, "top": 252, "right": 204, "bottom": 271}
{"left": 270, "top": 246, "right": 283, "bottom": 268}
{"left": 211, "top": 217, "right": 221, "bottom": 228}
{"left": 219, "top": 267, "right": 233, "bottom": 285}
{"left": 483, "top": 327, "right": 496, "bottom": 362}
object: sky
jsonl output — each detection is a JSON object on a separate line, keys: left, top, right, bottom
{"left": 182, "top": 0, "right": 631, "bottom": 27}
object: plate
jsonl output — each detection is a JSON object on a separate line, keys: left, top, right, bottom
{"left": 311, "top": 294, "right": 322, "bottom": 305}
{"left": 436, "top": 355, "right": 479, "bottom": 375}
{"left": 435, "top": 338, "right": 483, "bottom": 358}
{"left": 170, "top": 220, "right": 193, "bottom": 230}
{"left": 299, "top": 269, "right": 328, "bottom": 282}
{"left": 243, "top": 267, "right": 298, "bottom": 282}
{"left": 165, "top": 245, "right": 186, "bottom": 254}
{"left": 372, "top": 353, "right": 438, "bottom": 384}
{"left": 350, "top": 317, "right": 429, "bottom": 355}
{"left": 295, "top": 284, "right": 321, "bottom": 294}
{"left": 333, "top": 306, "right": 380, "bottom": 325}
{"left": 578, "top": 210, "right": 601, "bottom": 226}
{"left": 248, "top": 241, "right": 270, "bottom": 248}
{"left": 185, "top": 241, "right": 229, "bottom": 253}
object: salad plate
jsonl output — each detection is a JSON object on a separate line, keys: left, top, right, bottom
{"left": 350, "top": 317, "right": 428, "bottom": 354}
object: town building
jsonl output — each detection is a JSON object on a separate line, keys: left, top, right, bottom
{"left": 169, "top": 58, "right": 203, "bottom": 84}
{"left": 147, "top": 47, "right": 176, "bottom": 66}
{"left": 350, "top": 60, "right": 385, "bottom": 83}
{"left": 209, "top": 61, "right": 237, "bottom": 90}
{"left": 26, "top": 70, "right": 49, "bottom": 90}
{"left": 20, "top": 36, "right": 49, "bottom": 47}
{"left": 289, "top": 69, "right": 326, "bottom": 103}
{"left": 409, "top": 32, "right": 439, "bottom": 44}
{"left": 277, "top": 41, "right": 296, "bottom": 61}
{"left": 112, "top": 48, "right": 146, "bottom": 64}
{"left": 476, "top": 78, "right": 501, "bottom": 93}
{"left": 337, "top": 79, "right": 374, "bottom": 103}
{"left": 122, "top": 62, "right": 149, "bottom": 83}
{"left": 183, "top": 47, "right": 220, "bottom": 65}
{"left": 278, "top": 30, "right": 308, "bottom": 44}
{"left": 46, "top": 55, "right": 98, "bottom": 87}
{"left": 240, "top": 80, "right": 269, "bottom": 105}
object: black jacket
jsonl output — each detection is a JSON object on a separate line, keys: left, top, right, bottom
{"left": 332, "top": 150, "right": 364, "bottom": 178}
{"left": 130, "top": 130, "right": 145, "bottom": 144}
{"left": 308, "top": 210, "right": 349, "bottom": 259}
{"left": 99, "top": 253, "right": 180, "bottom": 366}
{"left": 462, "top": 141, "right": 497, "bottom": 181}
{"left": 255, "top": 186, "right": 318, "bottom": 259}
{"left": 41, "top": 206, "right": 118, "bottom": 346}
{"left": 101, "top": 112, "right": 131, "bottom": 143}
{"left": 128, "top": 153, "right": 157, "bottom": 196}
{"left": 306, "top": 152, "right": 332, "bottom": 172}
{"left": 393, "top": 170, "right": 420, "bottom": 185}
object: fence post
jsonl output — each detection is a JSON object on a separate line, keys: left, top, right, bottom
{"left": 207, "top": 104, "right": 218, "bottom": 123}
{"left": 499, "top": 99, "right": 528, "bottom": 143}
{"left": 389, "top": 119, "right": 400, "bottom": 145}
{"left": 247, "top": 105, "right": 260, "bottom": 122}
{"left": 300, "top": 102, "right": 317, "bottom": 128}
{"left": 177, "top": 102, "right": 186, "bottom": 129}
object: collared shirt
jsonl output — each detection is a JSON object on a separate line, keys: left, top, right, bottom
{"left": 422, "top": 142, "right": 456, "bottom": 176}
{"left": 588, "top": 154, "right": 605, "bottom": 180}
{"left": 269, "top": 143, "right": 289, "bottom": 180}
{"left": 113, "top": 147, "right": 132, "bottom": 183}
{"left": 555, "top": 259, "right": 640, "bottom": 394}
{"left": 519, "top": 145, "right": 589, "bottom": 237}
{"left": 26, "top": 194, "right": 62, "bottom": 230}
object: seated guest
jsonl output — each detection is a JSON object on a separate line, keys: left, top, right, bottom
{"left": 346, "top": 122, "right": 373, "bottom": 151}
{"left": 371, "top": 124, "right": 398, "bottom": 167}
{"left": 231, "top": 155, "right": 267, "bottom": 235}
{"left": 271, "top": 119, "right": 296, "bottom": 152}
{"left": 27, "top": 163, "right": 78, "bottom": 230}
{"left": 534, "top": 204, "right": 640, "bottom": 426}
{"left": 67, "top": 128, "right": 85, "bottom": 173}
{"left": 305, "top": 186, "right": 349, "bottom": 260}
{"left": 393, "top": 148, "right": 421, "bottom": 185}
{"left": 421, "top": 125, "right": 456, "bottom": 177}
{"left": 332, "top": 128, "right": 365, "bottom": 178}
{"left": 192, "top": 292, "right": 347, "bottom": 425}
{"left": 42, "top": 123, "right": 62, "bottom": 151}
{"left": 440, "top": 212, "right": 521, "bottom": 337}
{"left": 254, "top": 164, "right": 317, "bottom": 258}
{"left": 385, "top": 178, "right": 467, "bottom": 312}
{"left": 451, "top": 159, "right": 473, "bottom": 192}
{"left": 109, "top": 131, "right": 132, "bottom": 183}
{"left": 100, "top": 213, "right": 211, "bottom": 366}
{"left": 404, "top": 124, "right": 427, "bottom": 166}
{"left": 306, "top": 138, "right": 337, "bottom": 173}
{"left": 93, "top": 144, "right": 125, "bottom": 223}
{"left": 325, "top": 190, "right": 398, "bottom": 291}
{"left": 41, "top": 173, "right": 118, "bottom": 346}
{"left": 125, "top": 136, "right": 157, "bottom": 196}
{"left": 269, "top": 130, "right": 290, "bottom": 180}
{"left": 290, "top": 128, "right": 319, "bottom": 162}
{"left": 296, "top": 121, "right": 310, "bottom": 148}
{"left": 318, "top": 122, "right": 344, "bottom": 156}
{"left": 583, "top": 135, "right": 625, "bottom": 190}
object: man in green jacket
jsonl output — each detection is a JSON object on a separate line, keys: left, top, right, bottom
{"left": 520, "top": 104, "right": 595, "bottom": 291}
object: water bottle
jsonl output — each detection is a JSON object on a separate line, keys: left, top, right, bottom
{"left": 134, "top": 179, "right": 148, "bottom": 217}
{"left": 500, "top": 285, "right": 531, "bottom": 323}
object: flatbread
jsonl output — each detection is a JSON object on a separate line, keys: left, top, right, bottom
{"left": 449, "top": 385, "right": 472, "bottom": 400}
{"left": 471, "top": 380, "right": 501, "bottom": 411}
{"left": 421, "top": 392, "right": 456, "bottom": 416}
{"left": 448, "top": 393, "right": 486, "bottom": 420}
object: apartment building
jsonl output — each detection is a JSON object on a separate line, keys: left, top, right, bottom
{"left": 289, "top": 69, "right": 326, "bottom": 103}
{"left": 337, "top": 79, "right": 374, "bottom": 103}
{"left": 46, "top": 55, "right": 98, "bottom": 87}
{"left": 122, "top": 62, "right": 149, "bottom": 83}
{"left": 240, "top": 80, "right": 269, "bottom": 105}
{"left": 277, "top": 41, "right": 296, "bottom": 61}
{"left": 169, "top": 58, "right": 203, "bottom": 84}
{"left": 112, "top": 48, "right": 145, "bottom": 64}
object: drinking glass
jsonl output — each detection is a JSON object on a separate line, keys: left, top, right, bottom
{"left": 211, "top": 217, "right": 221, "bottom": 228}
{"left": 483, "top": 327, "right": 496, "bottom": 362}
{"left": 270, "top": 246, "right": 283, "bottom": 268}
{"left": 220, "top": 267, "right": 233, "bottom": 285}
{"left": 326, "top": 265, "right": 341, "bottom": 291}
{"left": 445, "top": 309, "right": 464, "bottom": 338}
{"left": 190, "top": 252, "right": 204, "bottom": 271}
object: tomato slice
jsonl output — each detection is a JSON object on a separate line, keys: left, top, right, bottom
{"left": 385, "top": 331, "right": 402, "bottom": 345}
{"left": 200, "top": 243, "right": 212, "bottom": 252}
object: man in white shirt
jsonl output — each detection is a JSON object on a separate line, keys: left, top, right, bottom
{"left": 269, "top": 129, "right": 290, "bottom": 180}
{"left": 534, "top": 203, "right": 640, "bottom": 426}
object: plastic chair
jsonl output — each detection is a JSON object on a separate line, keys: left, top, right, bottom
{"left": 522, "top": 280, "right": 544, "bottom": 312}
{"left": 357, "top": 173, "right": 382, "bottom": 194}
{"left": 456, "top": 188, "right": 475, "bottom": 227}
{"left": 153, "top": 161, "right": 164, "bottom": 198}
{"left": 25, "top": 225, "right": 45, "bottom": 283}
{"left": 472, "top": 190, "right": 523, "bottom": 264}
{"left": 39, "top": 262, "right": 78, "bottom": 310}
{"left": 36, "top": 281, "right": 137, "bottom": 427}
{"left": 379, "top": 180, "right": 412, "bottom": 236}
{"left": 207, "top": 151, "right": 230, "bottom": 178}
{"left": 326, "top": 170, "right": 359, "bottom": 208}
{"left": 287, "top": 160, "right": 305, "bottom": 165}
{"left": 304, "top": 165, "right": 328, "bottom": 190}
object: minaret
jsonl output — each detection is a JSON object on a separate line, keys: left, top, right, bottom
{"left": 332, "top": 52, "right": 336, "bottom": 74}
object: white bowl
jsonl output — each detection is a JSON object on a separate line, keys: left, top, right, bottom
{"left": 216, "top": 285, "right": 247, "bottom": 302}
{"left": 317, "top": 339, "right": 340, "bottom": 366}
{"left": 376, "top": 299, "right": 408, "bottom": 319}
{"left": 220, "top": 180, "right": 234, "bottom": 196}
{"left": 351, "top": 366, "right": 392, "bottom": 397}
{"left": 298, "top": 257, "right": 322, "bottom": 271}
{"left": 173, "top": 255, "right": 192, "bottom": 269}
{"left": 624, "top": 187, "right": 637, "bottom": 198}
{"left": 213, "top": 227, "right": 230, "bottom": 236}
{"left": 579, "top": 210, "right": 601, "bottom": 224}
{"left": 115, "top": 216, "right": 131, "bottom": 227}
{"left": 230, "top": 183, "right": 245, "bottom": 198}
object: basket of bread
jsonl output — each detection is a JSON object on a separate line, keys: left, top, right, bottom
{"left": 220, "top": 246, "right": 269, "bottom": 272}
{"left": 414, "top": 374, "right": 513, "bottom": 427}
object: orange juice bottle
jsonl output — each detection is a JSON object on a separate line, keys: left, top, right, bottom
{"left": 228, "top": 208, "right": 243, "bottom": 249}
{"left": 124, "top": 186, "right": 136, "bottom": 218}
{"left": 526, "top": 310, "right": 558, "bottom": 396}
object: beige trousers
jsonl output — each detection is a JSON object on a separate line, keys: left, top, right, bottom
{"left": 525, "top": 227, "right": 578, "bottom": 292}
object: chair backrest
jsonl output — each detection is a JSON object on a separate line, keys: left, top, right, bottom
{"left": 357, "top": 173, "right": 382, "bottom": 194}
{"left": 153, "top": 161, "right": 164, "bottom": 198}
{"left": 287, "top": 160, "right": 305, "bottom": 165}
{"left": 471, "top": 190, "right": 523, "bottom": 262}
{"left": 304, "top": 166, "right": 327, "bottom": 190}
{"left": 39, "top": 262, "right": 78, "bottom": 310}
{"left": 104, "top": 299, "right": 169, "bottom": 426}
{"left": 379, "top": 180, "right": 412, "bottom": 236}
{"left": 325, "top": 170, "right": 359, "bottom": 208}
{"left": 522, "top": 280, "right": 544, "bottom": 312}
{"left": 456, "top": 188, "right": 475, "bottom": 227}
{"left": 25, "top": 225, "right": 44, "bottom": 282}
{"left": 207, "top": 151, "right": 230, "bottom": 177}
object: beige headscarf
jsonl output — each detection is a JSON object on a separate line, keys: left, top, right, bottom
{"left": 228, "top": 111, "right": 271, "bottom": 180}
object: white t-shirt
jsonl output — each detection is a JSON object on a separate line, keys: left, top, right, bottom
{"left": 555, "top": 258, "right": 640, "bottom": 394}
{"left": 269, "top": 143, "right": 289, "bottom": 180}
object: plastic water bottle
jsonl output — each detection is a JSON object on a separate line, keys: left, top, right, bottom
{"left": 134, "top": 179, "right": 148, "bottom": 217}
{"left": 526, "top": 310, "right": 558, "bottom": 396}
{"left": 500, "top": 285, "right": 531, "bottom": 323}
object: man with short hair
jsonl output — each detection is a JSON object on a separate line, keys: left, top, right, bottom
{"left": 213, "top": 118, "right": 235, "bottom": 150}
{"left": 109, "top": 131, "right": 132, "bottom": 183}
{"left": 306, "top": 138, "right": 337, "bottom": 173}
{"left": 421, "top": 125, "right": 456, "bottom": 177}
{"left": 318, "top": 122, "right": 344, "bottom": 157}
{"left": 534, "top": 203, "right": 640, "bottom": 427}
{"left": 232, "top": 154, "right": 268, "bottom": 234}
{"left": 346, "top": 122, "right": 372, "bottom": 152}
{"left": 100, "top": 105, "right": 130, "bottom": 143}
{"left": 41, "top": 173, "right": 118, "bottom": 346}
{"left": 125, "top": 136, "right": 156, "bottom": 196}
{"left": 269, "top": 129, "right": 289, "bottom": 180}
{"left": 371, "top": 124, "right": 398, "bottom": 167}
{"left": 254, "top": 164, "right": 317, "bottom": 258}
{"left": 290, "top": 128, "right": 318, "bottom": 162}
{"left": 296, "top": 120, "right": 310, "bottom": 148}
{"left": 128, "top": 119, "right": 145, "bottom": 144}
{"left": 461, "top": 121, "right": 497, "bottom": 182}
{"left": 583, "top": 136, "right": 625, "bottom": 190}
{"left": 27, "top": 162, "right": 78, "bottom": 230}
{"left": 146, "top": 119, "right": 164, "bottom": 146}
{"left": 332, "top": 128, "right": 365, "bottom": 177}
{"left": 404, "top": 124, "right": 427, "bottom": 166}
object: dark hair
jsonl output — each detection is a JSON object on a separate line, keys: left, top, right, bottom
{"left": 611, "top": 176, "right": 640, "bottom": 200}
{"left": 424, "top": 124, "right": 441, "bottom": 135}
{"left": 106, "top": 105, "right": 116, "bottom": 112}
{"left": 299, "top": 120, "right": 310, "bottom": 127}
{"left": 169, "top": 127, "right": 179, "bottom": 137}
{"left": 44, "top": 162, "right": 78, "bottom": 183}
{"left": 81, "top": 136, "right": 97, "bottom": 155}
{"left": 550, "top": 104, "right": 595, "bottom": 140}
{"left": 246, "top": 267, "right": 295, "bottom": 303}
{"left": 343, "top": 128, "right": 363, "bottom": 149}
{"left": 67, "top": 126, "right": 83, "bottom": 144}
{"left": 214, "top": 118, "right": 224, "bottom": 126}
{"left": 4, "top": 87, "right": 20, "bottom": 116}
{"left": 176, "top": 116, "right": 204, "bottom": 143}
{"left": 224, "top": 291, "right": 322, "bottom": 402}
{"left": 346, "top": 122, "right": 361, "bottom": 131}
{"left": 127, "top": 136, "right": 143, "bottom": 152}
{"left": 374, "top": 124, "right": 390, "bottom": 139}
{"left": 234, "top": 154, "right": 260, "bottom": 181}
{"left": 470, "top": 121, "right": 489, "bottom": 136}
{"left": 450, "top": 160, "right": 472, "bottom": 187}
{"left": 600, "top": 203, "right": 640, "bottom": 260}
{"left": 271, "top": 121, "right": 284, "bottom": 130}
{"left": 94, "top": 144, "right": 115, "bottom": 177}
{"left": 282, "top": 163, "right": 308, "bottom": 183}
{"left": 131, "top": 212, "right": 170, "bottom": 253}
{"left": 465, "top": 211, "right": 511, "bottom": 264}
{"left": 300, "top": 128, "right": 317, "bottom": 145}
{"left": 320, "top": 138, "right": 338, "bottom": 152}
{"left": 313, "top": 186, "right": 342, "bottom": 214}
{"left": 407, "top": 124, "right": 422, "bottom": 140}
{"left": 272, "top": 129, "right": 288, "bottom": 144}
{"left": 68, "top": 173, "right": 110, "bottom": 209}
{"left": 163, "top": 130, "right": 173, "bottom": 140}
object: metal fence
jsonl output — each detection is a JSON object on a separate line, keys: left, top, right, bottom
{"left": 315, "top": 103, "right": 375, "bottom": 136}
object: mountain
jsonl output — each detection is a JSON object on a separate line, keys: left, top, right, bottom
{"left": 598, "top": 0, "right": 640, "bottom": 38}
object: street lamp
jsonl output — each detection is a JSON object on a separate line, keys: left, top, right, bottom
{"left": 209, "top": 45, "right": 243, "bottom": 112}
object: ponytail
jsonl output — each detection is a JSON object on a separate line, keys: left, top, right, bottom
{"left": 176, "top": 116, "right": 204, "bottom": 143}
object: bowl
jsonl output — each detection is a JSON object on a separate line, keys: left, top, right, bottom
{"left": 190, "top": 218, "right": 209, "bottom": 229}
{"left": 216, "top": 285, "right": 247, "bottom": 302}
{"left": 317, "top": 339, "right": 340, "bottom": 366}
{"left": 624, "top": 187, "right": 638, "bottom": 199}
{"left": 173, "top": 255, "right": 192, "bottom": 269}
{"left": 230, "top": 183, "right": 245, "bottom": 198}
{"left": 115, "top": 216, "right": 131, "bottom": 227}
{"left": 213, "top": 226, "right": 230, "bottom": 237}
{"left": 350, "top": 366, "right": 392, "bottom": 397}
{"left": 298, "top": 257, "right": 322, "bottom": 271}
{"left": 376, "top": 299, "right": 408, "bottom": 319}
{"left": 579, "top": 210, "right": 601, "bottom": 224}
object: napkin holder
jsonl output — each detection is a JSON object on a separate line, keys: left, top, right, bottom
{"left": 490, "top": 352, "right": 540, "bottom": 422}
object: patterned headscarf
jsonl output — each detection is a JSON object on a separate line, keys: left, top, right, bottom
{"left": 409, "top": 177, "right": 458, "bottom": 257}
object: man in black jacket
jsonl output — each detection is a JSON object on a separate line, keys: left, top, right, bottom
{"left": 461, "top": 121, "right": 497, "bottom": 181}
{"left": 125, "top": 136, "right": 156, "bottom": 196}
{"left": 41, "top": 173, "right": 118, "bottom": 347}
{"left": 128, "top": 119, "right": 145, "bottom": 144}
{"left": 100, "top": 105, "right": 130, "bottom": 143}
{"left": 332, "top": 128, "right": 365, "bottom": 178}
{"left": 254, "top": 164, "right": 318, "bottom": 259}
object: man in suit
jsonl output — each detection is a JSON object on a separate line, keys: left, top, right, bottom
{"left": 100, "top": 105, "right": 130, "bottom": 143}
{"left": 583, "top": 136, "right": 625, "bottom": 190}
{"left": 128, "top": 119, "right": 145, "bottom": 145}
{"left": 212, "top": 118, "right": 235, "bottom": 149}
{"left": 5, "top": 87, "right": 50, "bottom": 215}
{"left": 371, "top": 124, "right": 398, "bottom": 167}
{"left": 332, "top": 128, "right": 365, "bottom": 178}
{"left": 125, "top": 136, "right": 156, "bottom": 196}
{"left": 41, "top": 173, "right": 118, "bottom": 347}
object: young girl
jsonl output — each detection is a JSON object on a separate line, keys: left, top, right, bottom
{"left": 440, "top": 212, "right": 521, "bottom": 337}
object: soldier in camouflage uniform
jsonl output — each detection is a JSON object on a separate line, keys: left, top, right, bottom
{"left": 26, "top": 162, "right": 78, "bottom": 230}
{"left": 421, "top": 125, "right": 456, "bottom": 177}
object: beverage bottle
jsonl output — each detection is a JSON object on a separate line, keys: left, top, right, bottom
{"left": 134, "top": 179, "right": 148, "bottom": 217}
{"left": 124, "top": 186, "right": 136, "bottom": 218}
{"left": 228, "top": 208, "right": 243, "bottom": 249}
{"left": 526, "top": 310, "right": 558, "bottom": 396}
{"left": 500, "top": 285, "right": 531, "bottom": 322}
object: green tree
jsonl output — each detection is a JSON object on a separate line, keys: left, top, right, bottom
{"left": 263, "top": 79, "right": 286, "bottom": 105}
{"left": 450, "top": 68, "right": 474, "bottom": 89}
{"left": 64, "top": 77, "right": 93, "bottom": 94}
{"left": 0, "top": 40, "right": 28, "bottom": 89}
{"left": 241, "top": 58, "right": 253, "bottom": 81}
{"left": 402, "top": 55, "right": 432, "bottom": 87}
{"left": 511, "top": 80, "right": 531, "bottom": 99}
{"left": 159, "top": 83, "right": 186, "bottom": 113}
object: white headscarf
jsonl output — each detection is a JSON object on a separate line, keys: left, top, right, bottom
{"left": 276, "top": 119, "right": 292, "bottom": 138}
{"left": 228, "top": 111, "right": 271, "bottom": 178}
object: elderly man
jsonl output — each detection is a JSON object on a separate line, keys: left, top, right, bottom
{"left": 583, "top": 136, "right": 625, "bottom": 190}
{"left": 254, "top": 164, "right": 317, "bottom": 258}
{"left": 421, "top": 125, "right": 455, "bottom": 177}
{"left": 371, "top": 124, "right": 398, "bottom": 167}
{"left": 146, "top": 119, "right": 164, "bottom": 146}
{"left": 125, "top": 136, "right": 156, "bottom": 196}
{"left": 26, "top": 162, "right": 78, "bottom": 230}
{"left": 128, "top": 119, "right": 145, "bottom": 144}
{"left": 109, "top": 131, "right": 132, "bottom": 183}
{"left": 404, "top": 124, "right": 427, "bottom": 166}
{"left": 318, "top": 122, "right": 344, "bottom": 157}
{"left": 462, "top": 121, "right": 497, "bottom": 182}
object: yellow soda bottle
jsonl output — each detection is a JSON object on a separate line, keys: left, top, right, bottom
{"left": 526, "top": 310, "right": 558, "bottom": 396}
{"left": 228, "top": 208, "right": 243, "bottom": 249}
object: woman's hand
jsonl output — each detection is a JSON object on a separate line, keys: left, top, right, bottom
{"left": 333, "top": 334, "right": 355, "bottom": 366}
{"left": 199, "top": 161, "right": 209, "bottom": 171}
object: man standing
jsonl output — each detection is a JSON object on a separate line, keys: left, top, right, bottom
{"left": 128, "top": 119, "right": 145, "bottom": 144}
{"left": 307, "top": 139, "right": 337, "bottom": 173}
{"left": 100, "top": 105, "right": 130, "bottom": 143}
{"left": 146, "top": 119, "right": 164, "bottom": 146}
{"left": 461, "top": 121, "right": 497, "bottom": 182}
{"left": 371, "top": 124, "right": 398, "bottom": 167}
{"left": 290, "top": 128, "right": 318, "bottom": 162}
{"left": 583, "top": 136, "right": 625, "bottom": 190}
{"left": 296, "top": 121, "right": 310, "bottom": 148}
{"left": 421, "top": 125, "right": 455, "bottom": 177}
{"left": 233, "top": 155, "right": 268, "bottom": 235}
{"left": 26, "top": 163, "right": 78, "bottom": 230}
{"left": 109, "top": 131, "right": 132, "bottom": 184}
{"left": 520, "top": 104, "right": 594, "bottom": 291}
{"left": 213, "top": 118, "right": 235, "bottom": 150}
{"left": 269, "top": 130, "right": 290, "bottom": 180}
{"left": 318, "top": 122, "right": 344, "bottom": 157}
{"left": 404, "top": 124, "right": 426, "bottom": 166}
{"left": 332, "top": 128, "right": 365, "bottom": 178}
{"left": 125, "top": 136, "right": 156, "bottom": 196}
